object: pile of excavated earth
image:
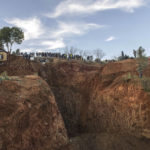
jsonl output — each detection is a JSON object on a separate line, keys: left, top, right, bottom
{"left": 0, "top": 56, "right": 150, "bottom": 150}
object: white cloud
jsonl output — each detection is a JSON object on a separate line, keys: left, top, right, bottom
{"left": 41, "top": 39, "right": 66, "bottom": 49}
{"left": 44, "top": 21, "right": 103, "bottom": 49}
{"left": 4, "top": 17, "right": 103, "bottom": 50}
{"left": 20, "top": 48, "right": 35, "bottom": 53}
{"left": 105, "top": 36, "right": 116, "bottom": 42}
{"left": 5, "top": 17, "right": 44, "bottom": 40}
{"left": 51, "top": 21, "right": 103, "bottom": 38}
{"left": 46, "top": 0, "right": 145, "bottom": 18}
{"left": 20, "top": 48, "right": 49, "bottom": 53}
{"left": 4, "top": 17, "right": 67, "bottom": 50}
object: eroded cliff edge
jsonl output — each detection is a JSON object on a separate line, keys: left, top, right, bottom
{"left": 0, "top": 75, "right": 69, "bottom": 150}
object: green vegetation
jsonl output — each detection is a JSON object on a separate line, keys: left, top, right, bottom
{"left": 135, "top": 47, "right": 149, "bottom": 78}
{"left": 0, "top": 71, "right": 10, "bottom": 83}
{"left": 123, "top": 47, "right": 149, "bottom": 82}
{"left": 0, "top": 41, "right": 4, "bottom": 49}
{"left": 94, "top": 49, "right": 105, "bottom": 63}
{"left": 0, "top": 27, "right": 24, "bottom": 53}
{"left": 140, "top": 77, "right": 150, "bottom": 92}
{"left": 12, "top": 49, "right": 20, "bottom": 55}
{"left": 123, "top": 72, "right": 150, "bottom": 92}
{"left": 123, "top": 72, "right": 138, "bottom": 82}
{"left": 118, "top": 51, "right": 130, "bottom": 61}
{"left": 133, "top": 50, "right": 137, "bottom": 58}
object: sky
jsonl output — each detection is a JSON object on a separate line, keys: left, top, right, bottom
{"left": 0, "top": 0, "right": 150, "bottom": 59}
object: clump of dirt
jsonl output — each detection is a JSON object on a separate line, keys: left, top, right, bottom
{"left": 0, "top": 75, "right": 69, "bottom": 150}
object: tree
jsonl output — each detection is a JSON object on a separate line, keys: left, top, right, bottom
{"left": 69, "top": 46, "right": 77, "bottom": 55}
{"left": 121, "top": 51, "right": 125, "bottom": 58}
{"left": 79, "top": 49, "right": 84, "bottom": 57}
{"left": 63, "top": 47, "right": 69, "bottom": 56}
{"left": 83, "top": 50, "right": 88, "bottom": 60}
{"left": 133, "top": 50, "right": 136, "bottom": 58}
{"left": 0, "top": 41, "right": 4, "bottom": 49}
{"left": 118, "top": 51, "right": 129, "bottom": 61}
{"left": 13, "top": 49, "right": 20, "bottom": 56}
{"left": 0, "top": 27, "right": 24, "bottom": 54}
{"left": 136, "top": 47, "right": 149, "bottom": 78}
{"left": 136, "top": 46, "right": 145, "bottom": 58}
{"left": 94, "top": 49, "right": 105, "bottom": 62}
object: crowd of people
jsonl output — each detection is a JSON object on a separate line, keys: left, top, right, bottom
{"left": 19, "top": 52, "right": 94, "bottom": 62}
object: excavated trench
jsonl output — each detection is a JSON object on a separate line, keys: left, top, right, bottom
{"left": 39, "top": 61, "right": 100, "bottom": 137}
{"left": 39, "top": 60, "right": 150, "bottom": 150}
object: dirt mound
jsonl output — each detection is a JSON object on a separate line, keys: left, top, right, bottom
{"left": 0, "top": 75, "right": 69, "bottom": 150}
{"left": 102, "top": 59, "right": 136, "bottom": 75}
{"left": 0, "top": 55, "right": 41, "bottom": 76}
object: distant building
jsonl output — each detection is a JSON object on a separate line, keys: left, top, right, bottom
{"left": 0, "top": 49, "right": 8, "bottom": 64}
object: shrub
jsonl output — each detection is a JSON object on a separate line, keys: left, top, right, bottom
{"left": 123, "top": 73, "right": 150, "bottom": 92}
{"left": 136, "top": 57, "right": 148, "bottom": 78}
{"left": 141, "top": 77, "right": 150, "bottom": 92}
{"left": 123, "top": 72, "right": 134, "bottom": 81}
{"left": 0, "top": 71, "right": 10, "bottom": 83}
{"left": 135, "top": 46, "right": 149, "bottom": 78}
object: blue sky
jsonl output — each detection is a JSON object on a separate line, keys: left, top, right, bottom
{"left": 0, "top": 0, "right": 150, "bottom": 58}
